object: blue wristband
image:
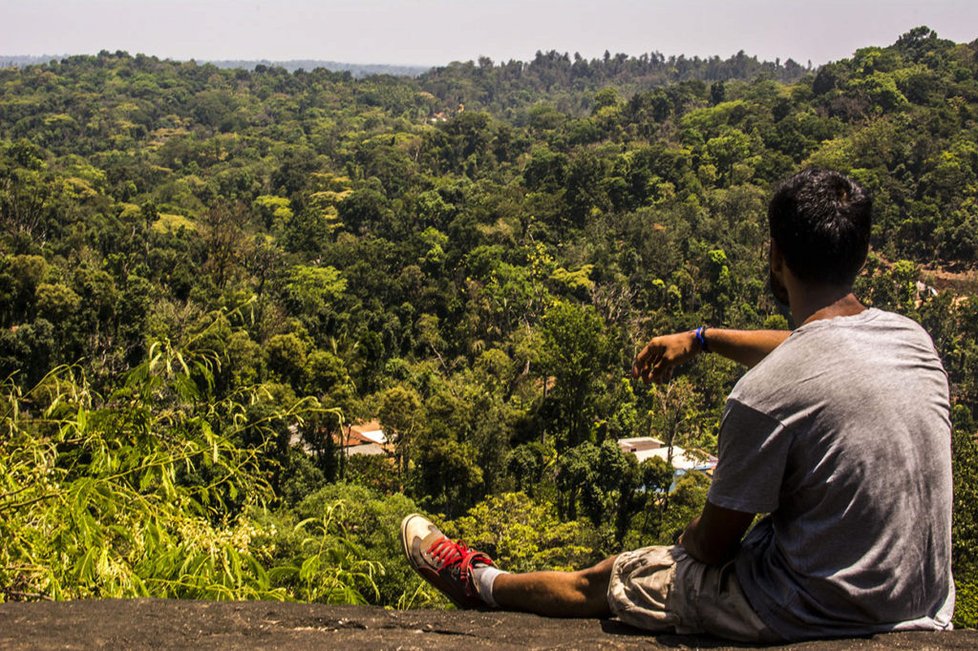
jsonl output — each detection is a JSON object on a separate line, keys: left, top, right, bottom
{"left": 694, "top": 326, "right": 710, "bottom": 352}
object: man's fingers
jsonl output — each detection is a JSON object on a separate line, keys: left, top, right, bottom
{"left": 633, "top": 343, "right": 652, "bottom": 370}
{"left": 651, "top": 363, "right": 673, "bottom": 384}
{"left": 634, "top": 338, "right": 674, "bottom": 384}
{"left": 631, "top": 356, "right": 644, "bottom": 379}
{"left": 633, "top": 340, "right": 662, "bottom": 374}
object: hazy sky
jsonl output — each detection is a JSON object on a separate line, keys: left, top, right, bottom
{"left": 2, "top": 0, "right": 976, "bottom": 67}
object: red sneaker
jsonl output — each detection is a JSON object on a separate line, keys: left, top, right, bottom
{"left": 400, "top": 513, "right": 494, "bottom": 609}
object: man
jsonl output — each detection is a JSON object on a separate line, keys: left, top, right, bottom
{"left": 400, "top": 169, "right": 955, "bottom": 641}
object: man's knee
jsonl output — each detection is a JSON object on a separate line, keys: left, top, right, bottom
{"left": 576, "top": 555, "right": 617, "bottom": 602}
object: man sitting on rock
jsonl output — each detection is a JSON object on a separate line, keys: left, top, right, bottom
{"left": 400, "top": 168, "right": 955, "bottom": 642}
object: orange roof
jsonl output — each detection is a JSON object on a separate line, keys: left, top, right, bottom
{"left": 350, "top": 420, "right": 383, "bottom": 435}
{"left": 334, "top": 420, "right": 390, "bottom": 449}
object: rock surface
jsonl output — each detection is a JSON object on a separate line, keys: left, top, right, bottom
{"left": 1, "top": 599, "right": 974, "bottom": 650}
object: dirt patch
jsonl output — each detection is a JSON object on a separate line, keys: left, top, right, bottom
{"left": 0, "top": 599, "right": 975, "bottom": 650}
{"left": 921, "top": 267, "right": 978, "bottom": 294}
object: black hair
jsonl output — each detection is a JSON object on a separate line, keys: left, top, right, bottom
{"left": 768, "top": 168, "right": 872, "bottom": 286}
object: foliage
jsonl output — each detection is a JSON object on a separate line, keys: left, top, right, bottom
{"left": 284, "top": 483, "right": 440, "bottom": 608}
{"left": 0, "top": 348, "right": 351, "bottom": 601}
{"left": 656, "top": 471, "right": 712, "bottom": 545}
{"left": 447, "top": 492, "right": 600, "bottom": 573}
{"left": 956, "top": 580, "right": 978, "bottom": 629}
{"left": 540, "top": 301, "right": 611, "bottom": 451}
{"left": 952, "top": 405, "right": 978, "bottom": 627}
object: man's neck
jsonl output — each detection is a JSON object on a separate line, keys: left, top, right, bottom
{"left": 790, "top": 287, "right": 866, "bottom": 327}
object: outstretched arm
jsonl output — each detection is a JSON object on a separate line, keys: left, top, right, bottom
{"left": 632, "top": 328, "right": 790, "bottom": 384}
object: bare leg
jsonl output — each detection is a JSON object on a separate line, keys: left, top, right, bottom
{"left": 490, "top": 556, "right": 617, "bottom": 617}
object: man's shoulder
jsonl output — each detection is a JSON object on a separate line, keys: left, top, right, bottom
{"left": 730, "top": 307, "right": 945, "bottom": 419}
{"left": 863, "top": 307, "right": 933, "bottom": 337}
{"left": 727, "top": 333, "right": 816, "bottom": 413}
{"left": 751, "top": 308, "right": 935, "bottom": 368}
{"left": 798, "top": 308, "right": 934, "bottom": 348}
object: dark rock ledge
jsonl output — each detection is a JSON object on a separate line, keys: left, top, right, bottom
{"left": 1, "top": 599, "right": 975, "bottom": 650}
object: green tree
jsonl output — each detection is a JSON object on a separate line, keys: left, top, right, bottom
{"left": 448, "top": 492, "right": 599, "bottom": 573}
{"left": 412, "top": 439, "right": 484, "bottom": 517}
{"left": 645, "top": 376, "right": 711, "bottom": 467}
{"left": 540, "top": 301, "right": 610, "bottom": 451}
{"left": 555, "top": 439, "right": 642, "bottom": 545}
{"left": 377, "top": 385, "right": 425, "bottom": 489}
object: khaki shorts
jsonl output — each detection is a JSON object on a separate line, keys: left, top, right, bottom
{"left": 607, "top": 545, "right": 780, "bottom": 643}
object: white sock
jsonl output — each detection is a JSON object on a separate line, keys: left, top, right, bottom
{"left": 471, "top": 566, "right": 507, "bottom": 608}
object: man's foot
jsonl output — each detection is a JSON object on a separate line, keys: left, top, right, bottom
{"left": 401, "top": 513, "right": 495, "bottom": 609}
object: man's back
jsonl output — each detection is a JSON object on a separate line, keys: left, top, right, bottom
{"left": 708, "top": 308, "right": 955, "bottom": 640}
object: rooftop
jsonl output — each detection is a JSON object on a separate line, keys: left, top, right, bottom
{"left": 618, "top": 436, "right": 717, "bottom": 471}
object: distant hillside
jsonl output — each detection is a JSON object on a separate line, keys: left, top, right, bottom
{"left": 0, "top": 53, "right": 430, "bottom": 78}
{"left": 418, "top": 49, "right": 813, "bottom": 116}
{"left": 0, "top": 49, "right": 810, "bottom": 86}
{"left": 0, "top": 54, "right": 64, "bottom": 68}
{"left": 207, "top": 59, "right": 431, "bottom": 78}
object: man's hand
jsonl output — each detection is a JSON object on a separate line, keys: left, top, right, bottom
{"left": 632, "top": 331, "right": 699, "bottom": 384}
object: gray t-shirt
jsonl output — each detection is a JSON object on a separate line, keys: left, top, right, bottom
{"left": 708, "top": 308, "right": 955, "bottom": 640}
